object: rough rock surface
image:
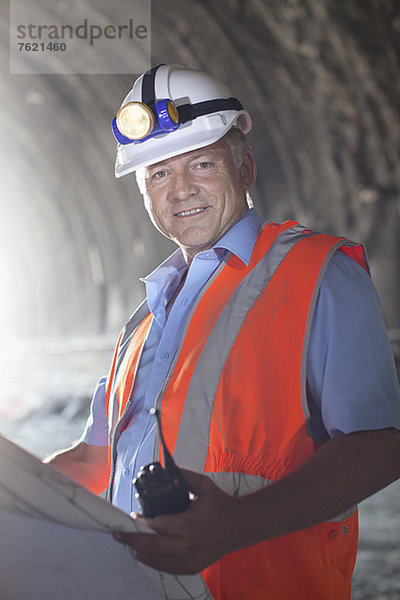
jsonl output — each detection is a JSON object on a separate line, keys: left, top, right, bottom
{"left": 1, "top": 0, "right": 399, "bottom": 341}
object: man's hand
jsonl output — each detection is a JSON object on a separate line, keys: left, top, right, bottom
{"left": 113, "top": 428, "right": 400, "bottom": 575}
{"left": 44, "top": 442, "right": 109, "bottom": 495}
{"left": 113, "top": 469, "right": 245, "bottom": 574}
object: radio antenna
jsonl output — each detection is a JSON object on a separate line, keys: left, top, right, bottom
{"left": 150, "top": 408, "right": 181, "bottom": 478}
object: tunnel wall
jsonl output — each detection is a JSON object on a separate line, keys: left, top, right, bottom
{"left": 1, "top": 0, "right": 399, "bottom": 343}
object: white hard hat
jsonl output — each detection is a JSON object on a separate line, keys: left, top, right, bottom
{"left": 112, "top": 64, "right": 252, "bottom": 177}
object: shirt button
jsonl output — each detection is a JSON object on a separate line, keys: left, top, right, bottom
{"left": 161, "top": 353, "right": 170, "bottom": 360}
{"left": 122, "top": 468, "right": 130, "bottom": 477}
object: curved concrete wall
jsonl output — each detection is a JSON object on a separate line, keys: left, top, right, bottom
{"left": 1, "top": 0, "right": 399, "bottom": 341}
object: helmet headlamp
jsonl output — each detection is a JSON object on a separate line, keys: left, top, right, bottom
{"left": 116, "top": 102, "right": 154, "bottom": 140}
{"left": 112, "top": 99, "right": 180, "bottom": 144}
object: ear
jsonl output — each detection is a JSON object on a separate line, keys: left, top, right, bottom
{"left": 240, "top": 149, "right": 257, "bottom": 191}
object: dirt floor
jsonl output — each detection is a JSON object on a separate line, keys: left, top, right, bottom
{"left": 352, "top": 480, "right": 400, "bottom": 599}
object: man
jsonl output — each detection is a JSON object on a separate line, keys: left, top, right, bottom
{"left": 47, "top": 64, "right": 400, "bottom": 599}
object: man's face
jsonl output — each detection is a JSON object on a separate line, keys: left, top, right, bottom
{"left": 141, "top": 137, "right": 255, "bottom": 264}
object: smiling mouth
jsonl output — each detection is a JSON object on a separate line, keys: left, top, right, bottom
{"left": 175, "top": 207, "right": 207, "bottom": 217}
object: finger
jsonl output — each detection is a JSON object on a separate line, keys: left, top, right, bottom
{"left": 179, "top": 469, "right": 213, "bottom": 495}
{"left": 136, "top": 552, "right": 200, "bottom": 575}
{"left": 113, "top": 531, "right": 184, "bottom": 556}
{"left": 132, "top": 511, "right": 190, "bottom": 535}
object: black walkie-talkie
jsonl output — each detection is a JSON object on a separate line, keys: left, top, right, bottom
{"left": 133, "top": 408, "right": 191, "bottom": 518}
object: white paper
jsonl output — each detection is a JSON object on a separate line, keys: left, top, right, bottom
{"left": 0, "top": 434, "right": 212, "bottom": 600}
{"left": 0, "top": 512, "right": 163, "bottom": 600}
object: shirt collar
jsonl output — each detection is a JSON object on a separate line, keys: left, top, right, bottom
{"left": 212, "top": 207, "right": 263, "bottom": 266}
{"left": 142, "top": 208, "right": 263, "bottom": 282}
{"left": 141, "top": 208, "right": 264, "bottom": 306}
{"left": 140, "top": 250, "right": 187, "bottom": 319}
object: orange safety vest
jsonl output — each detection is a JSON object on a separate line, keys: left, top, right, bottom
{"left": 105, "top": 221, "right": 369, "bottom": 600}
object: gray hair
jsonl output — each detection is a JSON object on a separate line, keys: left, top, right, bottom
{"left": 224, "top": 126, "right": 250, "bottom": 167}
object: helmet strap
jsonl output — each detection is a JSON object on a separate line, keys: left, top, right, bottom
{"left": 178, "top": 97, "right": 243, "bottom": 124}
{"left": 141, "top": 63, "right": 165, "bottom": 105}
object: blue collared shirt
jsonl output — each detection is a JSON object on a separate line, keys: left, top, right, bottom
{"left": 81, "top": 209, "right": 400, "bottom": 514}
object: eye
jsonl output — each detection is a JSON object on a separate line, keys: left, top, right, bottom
{"left": 196, "top": 161, "right": 212, "bottom": 169}
{"left": 152, "top": 169, "right": 167, "bottom": 180}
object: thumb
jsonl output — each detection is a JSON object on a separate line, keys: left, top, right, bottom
{"left": 180, "top": 469, "right": 214, "bottom": 496}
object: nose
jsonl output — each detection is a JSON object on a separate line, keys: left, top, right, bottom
{"left": 170, "top": 168, "right": 199, "bottom": 202}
